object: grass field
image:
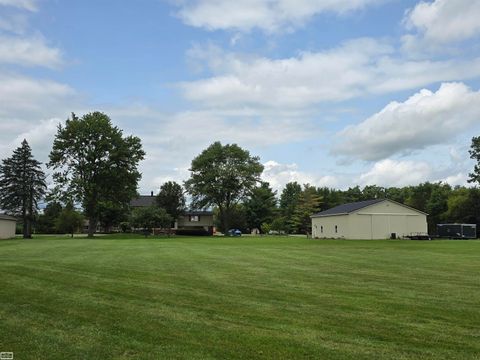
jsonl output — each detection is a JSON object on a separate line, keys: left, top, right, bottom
{"left": 0, "top": 235, "right": 479, "bottom": 359}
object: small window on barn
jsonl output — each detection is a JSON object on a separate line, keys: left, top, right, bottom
{"left": 335, "top": 225, "right": 338, "bottom": 233}
{"left": 189, "top": 215, "right": 200, "bottom": 222}
{"left": 321, "top": 226, "right": 323, "bottom": 233}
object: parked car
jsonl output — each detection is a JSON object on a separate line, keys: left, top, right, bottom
{"left": 227, "top": 229, "right": 242, "bottom": 236}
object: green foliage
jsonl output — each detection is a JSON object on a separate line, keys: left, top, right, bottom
{"left": 468, "top": 136, "right": 480, "bottom": 185}
{"left": 55, "top": 204, "right": 84, "bottom": 237}
{"left": 291, "top": 185, "right": 322, "bottom": 234}
{"left": 279, "top": 182, "right": 302, "bottom": 233}
{"left": 156, "top": 181, "right": 186, "bottom": 223}
{"left": 185, "top": 142, "right": 263, "bottom": 232}
{"left": 213, "top": 204, "right": 247, "bottom": 233}
{"left": 244, "top": 182, "right": 277, "bottom": 232}
{"left": 270, "top": 217, "right": 287, "bottom": 234}
{"left": 131, "top": 206, "right": 172, "bottom": 236}
{"left": 0, "top": 139, "right": 46, "bottom": 238}
{"left": 98, "top": 201, "right": 129, "bottom": 233}
{"left": 36, "top": 202, "right": 63, "bottom": 234}
{"left": 48, "top": 112, "right": 145, "bottom": 237}
{"left": 260, "top": 222, "right": 271, "bottom": 235}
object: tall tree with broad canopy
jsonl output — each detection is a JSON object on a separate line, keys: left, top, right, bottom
{"left": 156, "top": 181, "right": 186, "bottom": 226}
{"left": 279, "top": 181, "right": 302, "bottom": 233}
{"left": 185, "top": 142, "right": 264, "bottom": 233}
{"left": 0, "top": 139, "right": 46, "bottom": 238}
{"left": 48, "top": 112, "right": 145, "bottom": 237}
{"left": 244, "top": 182, "right": 277, "bottom": 232}
{"left": 468, "top": 136, "right": 480, "bottom": 185}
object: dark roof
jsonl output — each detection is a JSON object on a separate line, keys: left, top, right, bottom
{"left": 0, "top": 214, "right": 17, "bottom": 221}
{"left": 184, "top": 210, "right": 213, "bottom": 216}
{"left": 311, "top": 199, "right": 385, "bottom": 217}
{"left": 130, "top": 195, "right": 156, "bottom": 208}
{"left": 130, "top": 196, "right": 213, "bottom": 216}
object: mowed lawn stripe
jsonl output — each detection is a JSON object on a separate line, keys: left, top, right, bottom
{"left": 0, "top": 236, "right": 479, "bottom": 359}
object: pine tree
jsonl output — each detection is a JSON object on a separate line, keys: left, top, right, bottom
{"left": 0, "top": 140, "right": 47, "bottom": 238}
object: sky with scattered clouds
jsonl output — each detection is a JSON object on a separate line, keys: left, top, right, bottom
{"left": 0, "top": 0, "right": 479, "bottom": 194}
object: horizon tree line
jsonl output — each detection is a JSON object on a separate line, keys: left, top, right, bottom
{"left": 1, "top": 112, "right": 479, "bottom": 237}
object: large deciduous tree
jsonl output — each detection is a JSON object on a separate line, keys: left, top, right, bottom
{"left": 468, "top": 136, "right": 480, "bottom": 185}
{"left": 48, "top": 112, "right": 145, "bottom": 237}
{"left": 185, "top": 142, "right": 263, "bottom": 233}
{"left": 0, "top": 139, "right": 46, "bottom": 238}
{"left": 156, "top": 181, "right": 186, "bottom": 226}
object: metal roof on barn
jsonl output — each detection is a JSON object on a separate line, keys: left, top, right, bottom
{"left": 0, "top": 214, "right": 17, "bottom": 221}
{"left": 311, "top": 199, "right": 385, "bottom": 217}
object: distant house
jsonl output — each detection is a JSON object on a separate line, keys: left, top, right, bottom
{"left": 0, "top": 214, "right": 16, "bottom": 239}
{"left": 311, "top": 199, "right": 427, "bottom": 240}
{"left": 130, "top": 193, "right": 215, "bottom": 235}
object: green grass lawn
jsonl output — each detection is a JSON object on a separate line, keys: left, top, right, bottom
{"left": 0, "top": 235, "right": 479, "bottom": 359}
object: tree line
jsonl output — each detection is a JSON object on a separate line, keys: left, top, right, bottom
{"left": 1, "top": 112, "right": 479, "bottom": 237}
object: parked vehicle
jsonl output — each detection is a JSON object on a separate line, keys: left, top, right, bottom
{"left": 437, "top": 224, "right": 477, "bottom": 239}
{"left": 227, "top": 229, "right": 242, "bottom": 236}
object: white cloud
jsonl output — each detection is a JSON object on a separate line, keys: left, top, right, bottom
{"left": 0, "top": 73, "right": 76, "bottom": 120}
{"left": 0, "top": 14, "right": 28, "bottom": 34}
{"left": 262, "top": 160, "right": 338, "bottom": 192}
{"left": 0, "top": 35, "right": 63, "bottom": 68}
{"left": 404, "top": 0, "right": 480, "bottom": 44}
{"left": 357, "top": 158, "right": 473, "bottom": 188}
{"left": 0, "top": 0, "right": 37, "bottom": 12}
{"left": 181, "top": 40, "right": 480, "bottom": 109}
{"left": 358, "top": 159, "right": 432, "bottom": 187}
{"left": 175, "top": 0, "right": 381, "bottom": 33}
{"left": 335, "top": 82, "right": 480, "bottom": 161}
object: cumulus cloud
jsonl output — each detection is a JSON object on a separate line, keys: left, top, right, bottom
{"left": 181, "top": 40, "right": 480, "bottom": 109}
{"left": 0, "top": 35, "right": 64, "bottom": 68}
{"left": 358, "top": 159, "right": 432, "bottom": 187}
{"left": 262, "top": 160, "right": 338, "bottom": 192}
{"left": 335, "top": 82, "right": 480, "bottom": 161}
{"left": 404, "top": 0, "right": 480, "bottom": 45}
{"left": 0, "top": 73, "right": 76, "bottom": 120}
{"left": 357, "top": 158, "right": 472, "bottom": 188}
{"left": 0, "top": 0, "right": 37, "bottom": 12}
{"left": 175, "top": 0, "right": 381, "bottom": 33}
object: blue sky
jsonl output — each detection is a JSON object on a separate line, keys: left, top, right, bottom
{"left": 1, "top": 0, "right": 480, "bottom": 194}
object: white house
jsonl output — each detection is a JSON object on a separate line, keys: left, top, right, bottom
{"left": 311, "top": 199, "right": 428, "bottom": 240}
{"left": 0, "top": 214, "right": 16, "bottom": 239}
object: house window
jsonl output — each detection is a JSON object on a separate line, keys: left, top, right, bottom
{"left": 189, "top": 215, "right": 200, "bottom": 222}
{"left": 321, "top": 226, "right": 323, "bottom": 233}
{"left": 335, "top": 225, "right": 338, "bottom": 233}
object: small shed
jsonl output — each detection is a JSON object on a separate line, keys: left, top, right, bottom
{"left": 0, "top": 214, "right": 17, "bottom": 239}
{"left": 311, "top": 199, "right": 428, "bottom": 240}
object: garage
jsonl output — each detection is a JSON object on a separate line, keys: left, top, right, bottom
{"left": 311, "top": 199, "right": 428, "bottom": 240}
{"left": 0, "top": 214, "right": 17, "bottom": 239}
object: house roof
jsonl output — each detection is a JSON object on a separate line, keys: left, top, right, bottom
{"left": 311, "top": 198, "right": 428, "bottom": 218}
{"left": 130, "top": 195, "right": 213, "bottom": 216}
{"left": 311, "top": 199, "right": 386, "bottom": 217}
{"left": 0, "top": 214, "right": 17, "bottom": 221}
{"left": 185, "top": 210, "right": 213, "bottom": 216}
{"left": 130, "top": 195, "right": 156, "bottom": 208}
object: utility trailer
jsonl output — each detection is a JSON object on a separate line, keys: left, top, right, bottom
{"left": 436, "top": 224, "right": 477, "bottom": 239}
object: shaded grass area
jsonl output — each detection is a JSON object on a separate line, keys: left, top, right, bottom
{"left": 0, "top": 235, "right": 479, "bottom": 359}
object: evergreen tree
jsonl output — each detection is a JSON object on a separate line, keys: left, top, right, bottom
{"left": 0, "top": 139, "right": 46, "bottom": 238}
{"left": 468, "top": 136, "right": 480, "bottom": 185}
{"left": 244, "top": 182, "right": 277, "bottom": 232}
{"left": 291, "top": 185, "right": 322, "bottom": 235}
{"left": 279, "top": 182, "right": 302, "bottom": 233}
